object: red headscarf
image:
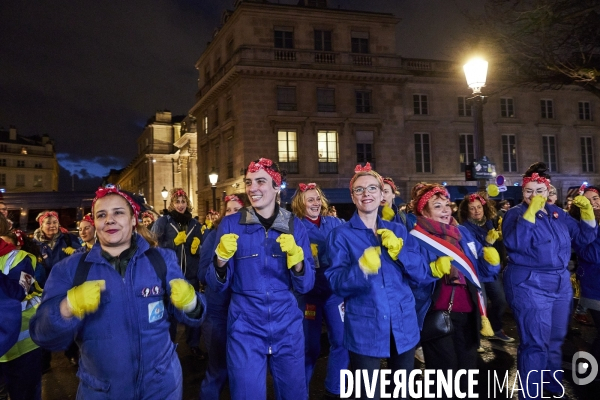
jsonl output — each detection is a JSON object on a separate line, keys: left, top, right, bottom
{"left": 468, "top": 194, "right": 486, "bottom": 206}
{"left": 298, "top": 183, "right": 316, "bottom": 192}
{"left": 415, "top": 187, "right": 450, "bottom": 216}
{"left": 224, "top": 195, "right": 244, "bottom": 207}
{"left": 522, "top": 173, "right": 551, "bottom": 189}
{"left": 247, "top": 158, "right": 282, "bottom": 186}
{"left": 92, "top": 185, "right": 141, "bottom": 225}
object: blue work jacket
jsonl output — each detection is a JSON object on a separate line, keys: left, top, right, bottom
{"left": 573, "top": 234, "right": 600, "bottom": 302}
{"left": 325, "top": 212, "right": 433, "bottom": 358}
{"left": 198, "top": 228, "right": 231, "bottom": 312}
{"left": 207, "top": 206, "right": 315, "bottom": 354}
{"left": 152, "top": 214, "right": 202, "bottom": 282}
{"left": 503, "top": 202, "right": 596, "bottom": 270}
{"left": 33, "top": 231, "right": 81, "bottom": 286}
{"left": 30, "top": 234, "right": 206, "bottom": 400}
{"left": 299, "top": 215, "right": 343, "bottom": 295}
{"left": 461, "top": 219, "right": 500, "bottom": 283}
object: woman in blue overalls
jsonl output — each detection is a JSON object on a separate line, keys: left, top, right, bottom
{"left": 198, "top": 193, "right": 247, "bottom": 399}
{"left": 325, "top": 164, "right": 444, "bottom": 400}
{"left": 290, "top": 182, "right": 347, "bottom": 399}
{"left": 207, "top": 158, "right": 315, "bottom": 400}
{"left": 503, "top": 162, "right": 597, "bottom": 399}
{"left": 152, "top": 188, "right": 203, "bottom": 354}
{"left": 458, "top": 193, "right": 513, "bottom": 343}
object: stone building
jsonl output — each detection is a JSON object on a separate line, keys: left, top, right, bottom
{"left": 105, "top": 111, "right": 198, "bottom": 212}
{"left": 0, "top": 126, "right": 59, "bottom": 192}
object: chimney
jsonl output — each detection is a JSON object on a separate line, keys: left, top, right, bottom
{"left": 9, "top": 126, "right": 17, "bottom": 141}
{"left": 42, "top": 134, "right": 50, "bottom": 145}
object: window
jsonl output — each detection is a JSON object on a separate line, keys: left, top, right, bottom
{"left": 0, "top": 145, "right": 6, "bottom": 152}
{"left": 579, "top": 101, "right": 591, "bottom": 120}
{"left": 502, "top": 135, "right": 517, "bottom": 172}
{"left": 0, "top": 159, "right": 5, "bottom": 167}
{"left": 413, "top": 94, "right": 428, "bottom": 115}
{"left": 355, "top": 90, "right": 372, "bottom": 113}
{"left": 414, "top": 133, "right": 431, "bottom": 173}
{"left": 314, "top": 30, "right": 332, "bottom": 51}
{"left": 356, "top": 131, "right": 375, "bottom": 169}
{"left": 274, "top": 28, "right": 294, "bottom": 49}
{"left": 213, "top": 107, "right": 219, "bottom": 127}
{"left": 457, "top": 97, "right": 472, "bottom": 117}
{"left": 202, "top": 145, "right": 209, "bottom": 185}
{"left": 214, "top": 56, "right": 221, "bottom": 72}
{"left": 317, "top": 88, "right": 335, "bottom": 112}
{"left": 16, "top": 174, "right": 25, "bottom": 187}
{"left": 541, "top": 99, "right": 554, "bottom": 119}
{"left": 227, "top": 137, "right": 234, "bottom": 178}
{"left": 226, "top": 96, "right": 233, "bottom": 119}
{"left": 317, "top": 130, "right": 338, "bottom": 173}
{"left": 542, "top": 136, "right": 557, "bottom": 172}
{"left": 33, "top": 175, "right": 43, "bottom": 187}
{"left": 17, "top": 160, "right": 25, "bottom": 168}
{"left": 351, "top": 31, "right": 369, "bottom": 53}
{"left": 277, "top": 86, "right": 297, "bottom": 111}
{"left": 459, "top": 134, "right": 474, "bottom": 172}
{"left": 581, "top": 136, "right": 594, "bottom": 172}
{"left": 0, "top": 174, "right": 5, "bottom": 186}
{"left": 204, "top": 67, "right": 210, "bottom": 84}
{"left": 500, "top": 98, "right": 515, "bottom": 118}
{"left": 35, "top": 162, "right": 43, "bottom": 168}
{"left": 278, "top": 129, "right": 299, "bottom": 174}
{"left": 203, "top": 115, "right": 208, "bottom": 135}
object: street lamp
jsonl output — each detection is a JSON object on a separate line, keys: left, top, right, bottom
{"left": 208, "top": 168, "right": 219, "bottom": 211}
{"left": 161, "top": 186, "right": 169, "bottom": 211}
{"left": 464, "top": 57, "right": 488, "bottom": 190}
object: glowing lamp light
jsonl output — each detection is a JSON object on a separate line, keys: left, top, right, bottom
{"left": 161, "top": 187, "right": 169, "bottom": 200}
{"left": 463, "top": 58, "right": 488, "bottom": 94}
{"left": 209, "top": 168, "right": 219, "bottom": 186}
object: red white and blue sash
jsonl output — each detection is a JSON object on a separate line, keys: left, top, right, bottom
{"left": 410, "top": 225, "right": 488, "bottom": 317}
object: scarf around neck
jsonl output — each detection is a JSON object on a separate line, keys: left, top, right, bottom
{"left": 416, "top": 215, "right": 462, "bottom": 248}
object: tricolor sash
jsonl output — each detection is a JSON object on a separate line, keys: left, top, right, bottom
{"left": 410, "top": 225, "right": 488, "bottom": 318}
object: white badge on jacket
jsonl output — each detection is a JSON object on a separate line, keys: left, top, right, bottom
{"left": 467, "top": 242, "right": 478, "bottom": 259}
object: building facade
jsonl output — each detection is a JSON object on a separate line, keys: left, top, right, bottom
{"left": 105, "top": 111, "right": 198, "bottom": 212}
{"left": 0, "top": 126, "right": 59, "bottom": 193}
{"left": 188, "top": 0, "right": 600, "bottom": 215}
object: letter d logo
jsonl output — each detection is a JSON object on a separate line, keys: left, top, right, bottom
{"left": 572, "top": 351, "right": 598, "bottom": 385}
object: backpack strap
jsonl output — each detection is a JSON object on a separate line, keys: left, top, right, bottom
{"left": 72, "top": 248, "right": 167, "bottom": 292}
{"left": 73, "top": 254, "right": 92, "bottom": 287}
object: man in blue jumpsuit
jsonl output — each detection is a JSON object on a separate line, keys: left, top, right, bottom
{"left": 207, "top": 158, "right": 315, "bottom": 400}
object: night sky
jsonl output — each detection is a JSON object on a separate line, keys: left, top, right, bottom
{"left": 0, "top": 0, "right": 479, "bottom": 191}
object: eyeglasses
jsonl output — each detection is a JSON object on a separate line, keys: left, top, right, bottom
{"left": 524, "top": 188, "right": 548, "bottom": 196}
{"left": 549, "top": 191, "right": 557, "bottom": 196}
{"left": 352, "top": 185, "right": 379, "bottom": 195}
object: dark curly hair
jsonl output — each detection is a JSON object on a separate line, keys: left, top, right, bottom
{"left": 524, "top": 162, "right": 551, "bottom": 180}
{"left": 458, "top": 192, "right": 497, "bottom": 223}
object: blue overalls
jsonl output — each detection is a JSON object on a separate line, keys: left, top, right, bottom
{"left": 503, "top": 202, "right": 596, "bottom": 399}
{"left": 295, "top": 215, "right": 348, "bottom": 395}
{"left": 207, "top": 207, "right": 315, "bottom": 400}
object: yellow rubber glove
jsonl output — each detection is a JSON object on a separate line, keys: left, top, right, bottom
{"left": 496, "top": 217, "right": 503, "bottom": 240}
{"left": 310, "top": 243, "right": 318, "bottom": 258}
{"left": 480, "top": 315, "right": 494, "bottom": 337}
{"left": 485, "top": 229, "right": 499, "bottom": 245}
{"left": 215, "top": 233, "right": 239, "bottom": 261}
{"left": 376, "top": 228, "right": 403, "bottom": 260}
{"left": 169, "top": 279, "right": 197, "bottom": 312}
{"left": 381, "top": 204, "right": 395, "bottom": 221}
{"left": 573, "top": 195, "right": 595, "bottom": 221}
{"left": 191, "top": 237, "right": 201, "bottom": 255}
{"left": 201, "top": 225, "right": 207, "bottom": 235}
{"left": 430, "top": 256, "right": 452, "bottom": 278}
{"left": 66, "top": 280, "right": 106, "bottom": 319}
{"left": 62, "top": 247, "right": 76, "bottom": 255}
{"left": 206, "top": 219, "right": 213, "bottom": 230}
{"left": 523, "top": 195, "right": 546, "bottom": 223}
{"left": 482, "top": 247, "right": 500, "bottom": 265}
{"left": 358, "top": 246, "right": 381, "bottom": 275}
{"left": 173, "top": 231, "right": 187, "bottom": 246}
{"left": 276, "top": 234, "right": 305, "bottom": 269}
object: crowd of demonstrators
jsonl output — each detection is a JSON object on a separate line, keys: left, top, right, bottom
{"left": 207, "top": 158, "right": 315, "bottom": 400}
{"left": 290, "top": 182, "right": 347, "bottom": 399}
{"left": 410, "top": 184, "right": 499, "bottom": 396}
{"left": 151, "top": 188, "right": 203, "bottom": 357}
{"left": 503, "top": 162, "right": 597, "bottom": 399}
{"left": 325, "top": 164, "right": 445, "bottom": 400}
{"left": 0, "top": 214, "right": 42, "bottom": 400}
{"left": 458, "top": 193, "right": 514, "bottom": 346}
{"left": 197, "top": 193, "right": 247, "bottom": 399}
{"left": 30, "top": 185, "right": 206, "bottom": 399}
{"left": 5, "top": 158, "right": 600, "bottom": 400}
